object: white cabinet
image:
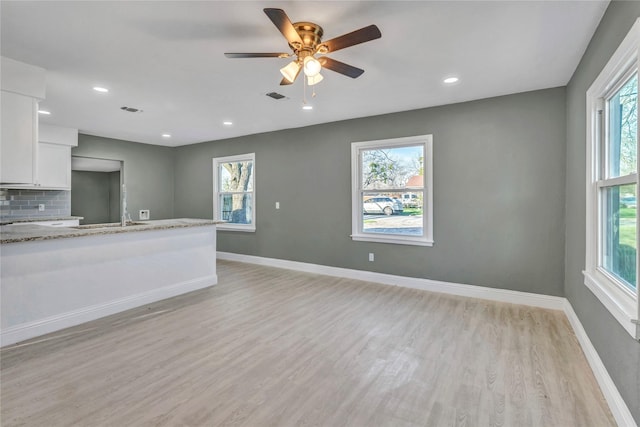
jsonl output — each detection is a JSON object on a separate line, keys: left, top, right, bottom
{"left": 38, "top": 143, "right": 72, "bottom": 189}
{"left": 0, "top": 57, "right": 46, "bottom": 187}
{"left": 0, "top": 91, "right": 38, "bottom": 184}
{"left": 37, "top": 124, "right": 78, "bottom": 190}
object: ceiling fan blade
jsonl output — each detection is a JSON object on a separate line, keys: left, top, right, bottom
{"left": 225, "top": 52, "right": 290, "bottom": 58}
{"left": 321, "top": 25, "right": 381, "bottom": 53}
{"left": 318, "top": 57, "right": 364, "bottom": 78}
{"left": 264, "top": 8, "right": 303, "bottom": 47}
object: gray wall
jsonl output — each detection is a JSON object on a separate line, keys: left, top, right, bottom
{"left": 72, "top": 134, "right": 175, "bottom": 221}
{"left": 71, "top": 171, "right": 111, "bottom": 224}
{"left": 71, "top": 170, "right": 121, "bottom": 224}
{"left": 174, "top": 87, "right": 567, "bottom": 296}
{"left": 565, "top": 2, "right": 640, "bottom": 423}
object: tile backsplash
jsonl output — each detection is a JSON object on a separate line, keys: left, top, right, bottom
{"left": 0, "top": 189, "right": 71, "bottom": 221}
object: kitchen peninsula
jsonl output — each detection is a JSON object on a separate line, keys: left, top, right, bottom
{"left": 1, "top": 219, "right": 219, "bottom": 347}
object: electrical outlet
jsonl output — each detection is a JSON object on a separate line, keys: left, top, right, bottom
{"left": 38, "top": 204, "right": 45, "bottom": 211}
{"left": 275, "top": 202, "right": 280, "bottom": 209}
{"left": 368, "top": 253, "right": 374, "bottom": 262}
{"left": 139, "top": 209, "right": 150, "bottom": 220}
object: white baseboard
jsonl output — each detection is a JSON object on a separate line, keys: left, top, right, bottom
{"left": 217, "top": 252, "right": 565, "bottom": 310}
{"left": 0, "top": 275, "right": 217, "bottom": 347}
{"left": 563, "top": 300, "right": 637, "bottom": 427}
{"left": 217, "top": 251, "right": 636, "bottom": 427}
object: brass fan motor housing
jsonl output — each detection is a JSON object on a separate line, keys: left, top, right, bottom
{"left": 290, "top": 22, "right": 324, "bottom": 58}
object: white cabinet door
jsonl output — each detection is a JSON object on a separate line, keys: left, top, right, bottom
{"left": 38, "top": 143, "right": 71, "bottom": 189}
{"left": 1, "top": 91, "right": 37, "bottom": 184}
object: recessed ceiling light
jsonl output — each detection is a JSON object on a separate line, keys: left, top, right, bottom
{"left": 302, "top": 105, "right": 313, "bottom": 110}
{"left": 443, "top": 77, "right": 459, "bottom": 84}
{"left": 38, "top": 110, "right": 51, "bottom": 115}
{"left": 223, "top": 121, "right": 233, "bottom": 126}
{"left": 93, "top": 86, "right": 109, "bottom": 93}
{"left": 162, "top": 134, "right": 171, "bottom": 138}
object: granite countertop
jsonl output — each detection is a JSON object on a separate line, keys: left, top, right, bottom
{"left": 0, "top": 218, "right": 221, "bottom": 244}
{"left": 0, "top": 216, "right": 84, "bottom": 225}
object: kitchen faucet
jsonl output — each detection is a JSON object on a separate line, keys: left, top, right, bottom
{"left": 121, "top": 184, "right": 131, "bottom": 226}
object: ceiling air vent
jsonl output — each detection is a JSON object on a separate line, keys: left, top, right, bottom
{"left": 266, "top": 92, "right": 286, "bottom": 100}
{"left": 120, "top": 106, "right": 143, "bottom": 113}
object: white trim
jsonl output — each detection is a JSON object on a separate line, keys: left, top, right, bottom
{"left": 217, "top": 225, "right": 256, "bottom": 232}
{"left": 584, "top": 271, "right": 639, "bottom": 339}
{"left": 597, "top": 174, "right": 637, "bottom": 188}
{"left": 0, "top": 275, "right": 217, "bottom": 347}
{"left": 563, "top": 300, "right": 638, "bottom": 427}
{"left": 217, "top": 251, "right": 637, "bottom": 427}
{"left": 585, "top": 18, "right": 640, "bottom": 339}
{"left": 351, "top": 135, "right": 434, "bottom": 246}
{"left": 212, "top": 152, "right": 255, "bottom": 231}
{"left": 217, "top": 252, "right": 564, "bottom": 310}
{"left": 351, "top": 234, "right": 434, "bottom": 247}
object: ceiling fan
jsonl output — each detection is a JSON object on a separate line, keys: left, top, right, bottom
{"left": 224, "top": 8, "right": 381, "bottom": 86}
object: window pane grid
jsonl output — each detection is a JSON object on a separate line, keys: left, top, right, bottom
{"left": 598, "top": 183, "right": 637, "bottom": 291}
{"left": 218, "top": 191, "right": 253, "bottom": 195}
{"left": 352, "top": 136, "right": 432, "bottom": 245}
{"left": 597, "top": 174, "right": 637, "bottom": 189}
{"left": 597, "top": 71, "right": 638, "bottom": 294}
{"left": 584, "top": 21, "right": 639, "bottom": 338}
{"left": 213, "top": 154, "right": 255, "bottom": 230}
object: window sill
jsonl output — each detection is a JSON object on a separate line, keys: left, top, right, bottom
{"left": 351, "top": 233, "right": 433, "bottom": 247}
{"left": 583, "top": 270, "right": 639, "bottom": 340}
{"left": 217, "top": 224, "right": 256, "bottom": 232}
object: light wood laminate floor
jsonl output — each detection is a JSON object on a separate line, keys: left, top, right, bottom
{"left": 1, "top": 260, "right": 615, "bottom": 426}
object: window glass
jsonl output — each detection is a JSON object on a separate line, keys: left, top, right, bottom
{"left": 361, "top": 145, "right": 423, "bottom": 191}
{"left": 219, "top": 193, "right": 253, "bottom": 224}
{"left": 360, "top": 145, "right": 424, "bottom": 237}
{"left": 220, "top": 161, "right": 254, "bottom": 192}
{"left": 607, "top": 73, "right": 637, "bottom": 178}
{"left": 602, "top": 184, "right": 637, "bottom": 291}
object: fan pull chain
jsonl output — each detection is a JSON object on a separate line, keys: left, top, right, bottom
{"left": 303, "top": 74, "right": 307, "bottom": 106}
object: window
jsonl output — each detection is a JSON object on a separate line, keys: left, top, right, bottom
{"left": 213, "top": 153, "right": 255, "bottom": 232}
{"left": 351, "top": 135, "right": 433, "bottom": 246}
{"left": 585, "top": 19, "right": 639, "bottom": 339}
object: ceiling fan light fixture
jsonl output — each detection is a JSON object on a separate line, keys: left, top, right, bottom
{"left": 303, "top": 56, "right": 321, "bottom": 77}
{"left": 307, "top": 73, "right": 324, "bottom": 86}
{"left": 280, "top": 61, "right": 301, "bottom": 83}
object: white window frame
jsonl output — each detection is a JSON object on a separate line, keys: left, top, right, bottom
{"left": 213, "top": 153, "right": 256, "bottom": 232}
{"left": 584, "top": 18, "right": 640, "bottom": 340}
{"left": 351, "top": 134, "right": 433, "bottom": 246}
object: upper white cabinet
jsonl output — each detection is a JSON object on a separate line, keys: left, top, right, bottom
{"left": 1, "top": 57, "right": 46, "bottom": 186}
{"left": 1, "top": 91, "right": 38, "bottom": 184}
{"left": 38, "top": 124, "right": 78, "bottom": 189}
{"left": 1, "top": 58, "right": 77, "bottom": 189}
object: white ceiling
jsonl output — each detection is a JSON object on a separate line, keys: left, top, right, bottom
{"left": 1, "top": 1, "right": 608, "bottom": 147}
